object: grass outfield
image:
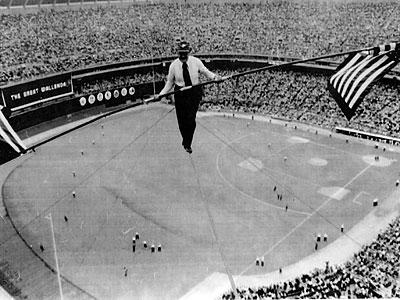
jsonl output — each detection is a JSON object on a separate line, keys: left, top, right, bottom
{"left": 1, "top": 104, "right": 400, "bottom": 300}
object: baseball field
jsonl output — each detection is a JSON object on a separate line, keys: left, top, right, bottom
{"left": 1, "top": 103, "right": 399, "bottom": 300}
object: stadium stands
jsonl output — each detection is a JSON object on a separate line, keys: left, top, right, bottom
{"left": 78, "top": 68, "right": 400, "bottom": 139}
{"left": 1, "top": 1, "right": 399, "bottom": 84}
{"left": 79, "top": 72, "right": 164, "bottom": 94}
{"left": 201, "top": 69, "right": 400, "bottom": 138}
{"left": 1, "top": 1, "right": 400, "bottom": 299}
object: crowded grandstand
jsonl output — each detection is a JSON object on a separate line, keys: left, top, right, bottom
{"left": 1, "top": 0, "right": 400, "bottom": 299}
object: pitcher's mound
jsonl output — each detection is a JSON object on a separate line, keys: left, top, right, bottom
{"left": 363, "top": 155, "right": 395, "bottom": 167}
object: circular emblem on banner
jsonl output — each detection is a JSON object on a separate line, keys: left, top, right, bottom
{"left": 105, "top": 91, "right": 111, "bottom": 100}
{"left": 88, "top": 94, "right": 96, "bottom": 104}
{"left": 97, "top": 93, "right": 103, "bottom": 102}
{"left": 129, "top": 87, "right": 135, "bottom": 95}
{"left": 113, "top": 90, "right": 119, "bottom": 98}
{"left": 79, "top": 97, "right": 86, "bottom": 107}
{"left": 121, "top": 88, "right": 127, "bottom": 97}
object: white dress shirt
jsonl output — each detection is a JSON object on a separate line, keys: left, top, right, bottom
{"left": 159, "top": 56, "right": 217, "bottom": 95}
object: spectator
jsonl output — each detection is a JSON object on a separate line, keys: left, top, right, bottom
{"left": 221, "top": 216, "right": 400, "bottom": 299}
{"left": 1, "top": 1, "right": 399, "bottom": 84}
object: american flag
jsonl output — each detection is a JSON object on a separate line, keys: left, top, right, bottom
{"left": 0, "top": 106, "right": 26, "bottom": 154}
{"left": 328, "top": 43, "right": 399, "bottom": 121}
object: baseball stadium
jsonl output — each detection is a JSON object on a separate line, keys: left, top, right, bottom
{"left": 0, "top": 1, "right": 400, "bottom": 300}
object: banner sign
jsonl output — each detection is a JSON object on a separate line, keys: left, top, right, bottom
{"left": 1, "top": 73, "right": 73, "bottom": 111}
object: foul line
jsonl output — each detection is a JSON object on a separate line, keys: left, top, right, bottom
{"left": 0, "top": 107, "right": 175, "bottom": 249}
{"left": 238, "top": 164, "right": 372, "bottom": 276}
{"left": 188, "top": 154, "right": 237, "bottom": 295}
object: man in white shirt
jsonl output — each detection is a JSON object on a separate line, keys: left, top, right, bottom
{"left": 158, "top": 41, "right": 222, "bottom": 153}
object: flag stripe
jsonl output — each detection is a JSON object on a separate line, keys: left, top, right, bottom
{"left": 349, "top": 61, "right": 395, "bottom": 108}
{"left": 0, "top": 127, "right": 21, "bottom": 153}
{"left": 331, "top": 53, "right": 363, "bottom": 86}
{"left": 0, "top": 111, "right": 26, "bottom": 150}
{"left": 327, "top": 43, "right": 399, "bottom": 121}
{"left": 0, "top": 107, "right": 26, "bottom": 154}
{"left": 344, "top": 55, "right": 390, "bottom": 103}
{"left": 338, "top": 55, "right": 374, "bottom": 96}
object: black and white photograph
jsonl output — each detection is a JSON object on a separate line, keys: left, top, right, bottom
{"left": 0, "top": 0, "right": 399, "bottom": 299}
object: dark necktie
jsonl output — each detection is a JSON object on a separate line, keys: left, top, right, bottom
{"left": 182, "top": 62, "right": 192, "bottom": 87}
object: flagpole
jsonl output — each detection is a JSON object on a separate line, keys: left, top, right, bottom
{"left": 23, "top": 43, "right": 398, "bottom": 152}
{"left": 46, "top": 213, "right": 64, "bottom": 300}
{"left": 145, "top": 44, "right": 396, "bottom": 104}
{"left": 226, "top": 46, "right": 379, "bottom": 80}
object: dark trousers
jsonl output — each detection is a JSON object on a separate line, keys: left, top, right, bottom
{"left": 174, "top": 86, "right": 202, "bottom": 147}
